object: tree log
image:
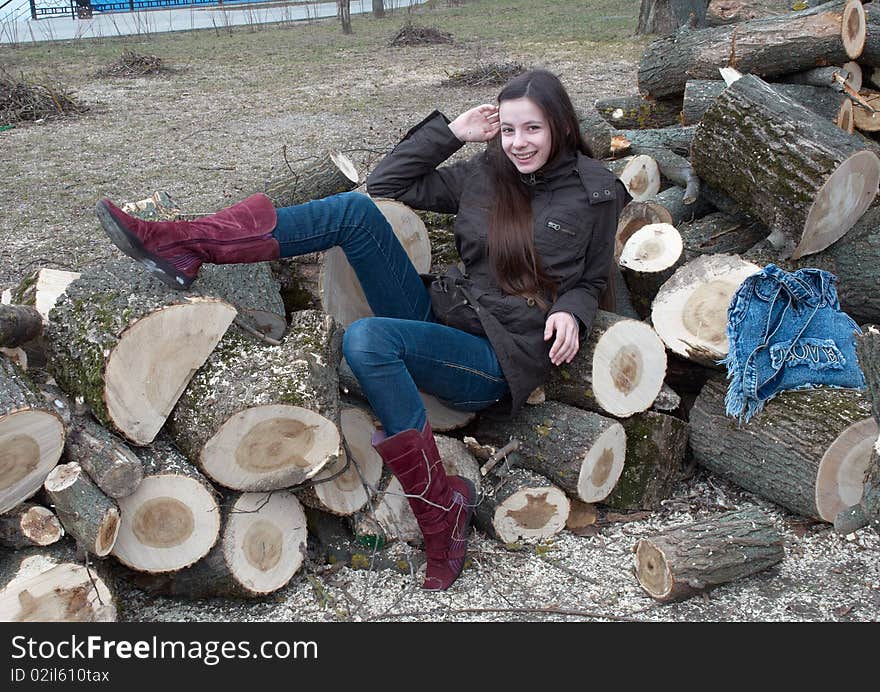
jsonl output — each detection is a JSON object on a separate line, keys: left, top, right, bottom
{"left": 690, "top": 74, "right": 880, "bottom": 259}
{"left": 603, "top": 411, "right": 689, "bottom": 511}
{"left": 613, "top": 154, "right": 662, "bottom": 202}
{"left": 637, "top": 0, "right": 866, "bottom": 99}
{"left": 678, "top": 211, "right": 769, "bottom": 261}
{"left": 651, "top": 253, "right": 761, "bottom": 367}
{"left": 118, "top": 490, "right": 308, "bottom": 598}
{"left": 64, "top": 416, "right": 143, "bottom": 499}
{"left": 473, "top": 400, "right": 627, "bottom": 503}
{"left": 111, "top": 435, "right": 221, "bottom": 573}
{"left": 779, "top": 64, "right": 860, "bottom": 91}
{"left": 0, "top": 502, "right": 63, "bottom": 549}
{"left": 594, "top": 94, "right": 684, "bottom": 129}
{"left": 0, "top": 542, "right": 116, "bottom": 621}
{"left": 619, "top": 222, "right": 684, "bottom": 319}
{"left": 0, "top": 355, "right": 66, "bottom": 514}
{"left": 474, "top": 468, "right": 570, "bottom": 544}
{"left": 690, "top": 377, "right": 877, "bottom": 521}
{"left": 706, "top": 0, "right": 787, "bottom": 27}
{"left": 0, "top": 305, "right": 43, "bottom": 348}
{"left": 44, "top": 259, "right": 236, "bottom": 446}
{"left": 578, "top": 107, "right": 614, "bottom": 160}
{"left": 259, "top": 150, "right": 359, "bottom": 209}
{"left": 633, "top": 506, "right": 784, "bottom": 602}
{"left": 543, "top": 310, "right": 668, "bottom": 416}
{"left": 636, "top": 0, "right": 709, "bottom": 35}
{"left": 44, "top": 462, "right": 120, "bottom": 557}
{"left": 612, "top": 124, "right": 697, "bottom": 157}
{"left": 167, "top": 311, "right": 342, "bottom": 492}
{"left": 858, "top": 1, "right": 880, "bottom": 67}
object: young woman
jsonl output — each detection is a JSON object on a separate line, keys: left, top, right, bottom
{"left": 95, "top": 69, "right": 629, "bottom": 591}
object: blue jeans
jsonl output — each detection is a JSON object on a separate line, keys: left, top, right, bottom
{"left": 272, "top": 191, "right": 509, "bottom": 435}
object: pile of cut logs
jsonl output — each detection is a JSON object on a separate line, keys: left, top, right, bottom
{"left": 3, "top": 0, "right": 880, "bottom": 619}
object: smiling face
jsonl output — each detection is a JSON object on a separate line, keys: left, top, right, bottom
{"left": 499, "top": 97, "right": 553, "bottom": 175}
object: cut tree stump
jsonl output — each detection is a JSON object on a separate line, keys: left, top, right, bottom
{"left": 543, "top": 310, "right": 668, "bottom": 417}
{"left": 603, "top": 411, "right": 689, "bottom": 512}
{"left": 690, "top": 377, "right": 877, "bottom": 522}
{"left": 167, "top": 311, "right": 342, "bottom": 491}
{"left": 0, "top": 543, "right": 116, "bottom": 622}
{"left": 44, "top": 462, "right": 120, "bottom": 557}
{"left": 0, "top": 502, "right": 63, "bottom": 549}
{"left": 612, "top": 154, "right": 662, "bottom": 202}
{"left": 0, "top": 355, "right": 66, "bottom": 514}
{"left": 297, "top": 404, "right": 384, "bottom": 516}
{"left": 111, "top": 436, "right": 221, "bottom": 574}
{"left": 44, "top": 260, "right": 236, "bottom": 446}
{"left": 619, "top": 222, "right": 684, "bottom": 319}
{"left": 473, "top": 400, "right": 627, "bottom": 504}
{"left": 474, "top": 468, "right": 571, "bottom": 544}
{"left": 633, "top": 506, "right": 784, "bottom": 602}
{"left": 690, "top": 74, "right": 880, "bottom": 259}
{"left": 64, "top": 415, "right": 143, "bottom": 499}
{"left": 118, "top": 491, "right": 308, "bottom": 598}
{"left": 651, "top": 253, "right": 761, "bottom": 367}
{"left": 637, "top": 0, "right": 866, "bottom": 99}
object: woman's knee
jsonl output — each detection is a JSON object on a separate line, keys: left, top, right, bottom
{"left": 339, "top": 191, "right": 383, "bottom": 226}
{"left": 342, "top": 317, "right": 390, "bottom": 367}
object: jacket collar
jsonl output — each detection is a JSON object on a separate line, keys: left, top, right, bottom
{"left": 519, "top": 149, "right": 578, "bottom": 186}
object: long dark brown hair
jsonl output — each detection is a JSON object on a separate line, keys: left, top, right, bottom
{"left": 486, "top": 69, "right": 592, "bottom": 306}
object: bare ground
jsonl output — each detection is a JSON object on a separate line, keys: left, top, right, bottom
{"left": 1, "top": 8, "right": 878, "bottom": 622}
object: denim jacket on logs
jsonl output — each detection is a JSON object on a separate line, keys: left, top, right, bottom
{"left": 722, "top": 263, "right": 866, "bottom": 423}
{"left": 366, "top": 110, "right": 629, "bottom": 416}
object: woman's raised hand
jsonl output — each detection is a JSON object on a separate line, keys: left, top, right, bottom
{"left": 448, "top": 104, "right": 500, "bottom": 143}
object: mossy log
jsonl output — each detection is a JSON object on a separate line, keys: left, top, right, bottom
{"left": 259, "top": 150, "right": 360, "bottom": 209}
{"left": 633, "top": 506, "right": 784, "bottom": 602}
{"left": 0, "top": 541, "right": 116, "bottom": 622}
{"left": 0, "top": 305, "right": 43, "bottom": 348}
{"left": 474, "top": 468, "right": 570, "bottom": 544}
{"left": 118, "top": 490, "right": 308, "bottom": 598}
{"left": 297, "top": 404, "right": 384, "bottom": 516}
{"left": 651, "top": 253, "right": 761, "bottom": 367}
{"left": 690, "top": 377, "right": 877, "bottom": 521}
{"left": 0, "top": 355, "right": 66, "bottom": 514}
{"left": 167, "top": 310, "right": 342, "bottom": 492}
{"left": 44, "top": 259, "right": 236, "bottom": 446}
{"left": 603, "top": 411, "right": 689, "bottom": 511}
{"left": 743, "top": 206, "right": 880, "bottom": 326}
{"left": 473, "top": 400, "right": 627, "bottom": 503}
{"left": 44, "top": 462, "right": 120, "bottom": 557}
{"left": 64, "top": 416, "right": 143, "bottom": 499}
{"left": 637, "top": 0, "right": 865, "bottom": 99}
{"left": 682, "top": 79, "right": 853, "bottom": 129}
{"left": 111, "top": 435, "right": 221, "bottom": 574}
{"left": 690, "top": 74, "right": 880, "bottom": 259}
{"left": 594, "top": 94, "right": 684, "bottom": 129}
{"left": 0, "top": 502, "right": 63, "bottom": 549}
{"left": 543, "top": 310, "right": 668, "bottom": 417}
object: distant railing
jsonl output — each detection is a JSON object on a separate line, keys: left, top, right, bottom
{"left": 27, "top": 0, "right": 275, "bottom": 20}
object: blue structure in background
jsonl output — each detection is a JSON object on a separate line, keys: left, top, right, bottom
{"left": 27, "top": 0, "right": 273, "bottom": 20}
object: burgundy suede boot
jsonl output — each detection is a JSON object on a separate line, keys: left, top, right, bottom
{"left": 95, "top": 193, "right": 280, "bottom": 290}
{"left": 372, "top": 421, "right": 477, "bottom": 591}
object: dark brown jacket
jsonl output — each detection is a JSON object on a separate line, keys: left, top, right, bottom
{"left": 366, "top": 111, "right": 629, "bottom": 415}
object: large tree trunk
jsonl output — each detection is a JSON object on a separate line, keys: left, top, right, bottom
{"left": 637, "top": 0, "right": 866, "bottom": 99}
{"left": 473, "top": 400, "right": 627, "bottom": 504}
{"left": 117, "top": 491, "right": 308, "bottom": 598}
{"left": 543, "top": 310, "right": 668, "bottom": 417}
{"left": 690, "top": 74, "right": 880, "bottom": 259}
{"left": 474, "top": 468, "right": 571, "bottom": 544}
{"left": 44, "top": 260, "right": 236, "bottom": 446}
{"left": 167, "top": 311, "right": 342, "bottom": 492}
{"left": 0, "top": 355, "right": 66, "bottom": 514}
{"left": 636, "top": 0, "right": 709, "bottom": 35}
{"left": 633, "top": 506, "right": 784, "bottom": 602}
{"left": 111, "top": 436, "right": 221, "bottom": 574}
{"left": 690, "top": 377, "right": 877, "bottom": 521}
{"left": 0, "top": 542, "right": 116, "bottom": 622}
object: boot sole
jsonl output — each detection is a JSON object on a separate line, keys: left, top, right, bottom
{"left": 95, "top": 200, "right": 193, "bottom": 290}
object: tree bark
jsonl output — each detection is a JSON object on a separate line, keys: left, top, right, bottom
{"left": 0, "top": 355, "right": 66, "bottom": 514}
{"left": 0, "top": 305, "right": 43, "bottom": 348}
{"left": 612, "top": 124, "right": 697, "bottom": 157}
{"left": 594, "top": 94, "right": 683, "bottom": 129}
{"left": 637, "top": 0, "right": 709, "bottom": 34}
{"left": 0, "top": 502, "right": 63, "bottom": 549}
{"left": 474, "top": 468, "right": 570, "bottom": 544}
{"left": 543, "top": 310, "right": 668, "bottom": 416}
{"left": 619, "top": 223, "right": 684, "bottom": 319}
{"left": 371, "top": 0, "right": 385, "bottom": 18}
{"left": 690, "top": 74, "right": 880, "bottom": 259}
{"left": 690, "top": 377, "right": 877, "bottom": 521}
{"left": 637, "top": 0, "right": 865, "bottom": 99}
{"left": 44, "top": 259, "right": 236, "bottom": 446}
{"left": 111, "top": 435, "right": 221, "bottom": 574}
{"left": 64, "top": 416, "right": 143, "bottom": 499}
{"left": 634, "top": 506, "right": 784, "bottom": 602}
{"left": 167, "top": 311, "right": 343, "bottom": 492}
{"left": 603, "top": 411, "right": 689, "bottom": 510}
{"left": 260, "top": 150, "right": 359, "bottom": 209}
{"left": 473, "top": 400, "right": 627, "bottom": 503}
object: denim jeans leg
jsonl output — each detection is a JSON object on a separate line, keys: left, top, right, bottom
{"left": 272, "top": 191, "right": 432, "bottom": 322}
{"left": 343, "top": 317, "right": 509, "bottom": 435}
